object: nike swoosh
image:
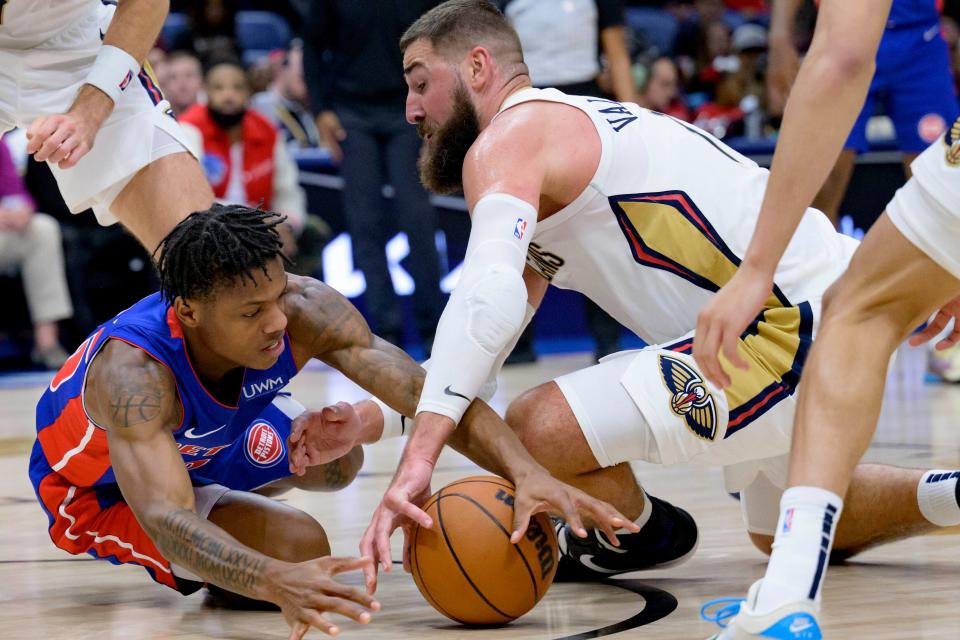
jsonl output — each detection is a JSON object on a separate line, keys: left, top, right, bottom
{"left": 577, "top": 554, "right": 621, "bottom": 574}
{"left": 443, "top": 385, "right": 470, "bottom": 401}
{"left": 789, "top": 621, "right": 814, "bottom": 634}
{"left": 183, "top": 424, "right": 226, "bottom": 439}
{"left": 594, "top": 529, "right": 628, "bottom": 554}
{"left": 923, "top": 24, "right": 941, "bottom": 41}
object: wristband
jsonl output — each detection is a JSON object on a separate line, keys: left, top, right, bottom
{"left": 84, "top": 45, "right": 140, "bottom": 105}
{"left": 370, "top": 397, "right": 407, "bottom": 441}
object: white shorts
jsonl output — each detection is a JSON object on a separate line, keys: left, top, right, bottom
{"left": 0, "top": 2, "right": 195, "bottom": 225}
{"left": 554, "top": 301, "right": 820, "bottom": 532}
{"left": 888, "top": 140, "right": 960, "bottom": 279}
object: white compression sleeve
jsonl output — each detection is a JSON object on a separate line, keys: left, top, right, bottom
{"left": 417, "top": 193, "right": 537, "bottom": 423}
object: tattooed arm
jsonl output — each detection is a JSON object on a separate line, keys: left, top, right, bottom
{"left": 284, "top": 276, "right": 537, "bottom": 478}
{"left": 85, "top": 339, "right": 377, "bottom": 636}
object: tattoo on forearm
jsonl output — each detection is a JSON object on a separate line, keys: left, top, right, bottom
{"left": 151, "top": 509, "right": 266, "bottom": 596}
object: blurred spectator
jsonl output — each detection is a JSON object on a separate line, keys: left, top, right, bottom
{"left": 148, "top": 47, "right": 169, "bottom": 87}
{"left": 675, "top": 0, "right": 727, "bottom": 58}
{"left": 693, "top": 69, "right": 747, "bottom": 139}
{"left": 637, "top": 56, "right": 691, "bottom": 120}
{"left": 501, "top": 0, "right": 635, "bottom": 362}
{"left": 251, "top": 42, "right": 321, "bottom": 149}
{"left": 0, "top": 137, "right": 72, "bottom": 369}
{"left": 771, "top": 0, "right": 959, "bottom": 226}
{"left": 303, "top": 1, "right": 445, "bottom": 350}
{"left": 172, "top": 0, "right": 241, "bottom": 63}
{"left": 178, "top": 60, "right": 307, "bottom": 261}
{"left": 164, "top": 51, "right": 204, "bottom": 117}
{"left": 246, "top": 55, "right": 277, "bottom": 95}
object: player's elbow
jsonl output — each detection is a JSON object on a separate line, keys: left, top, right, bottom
{"left": 465, "top": 264, "right": 527, "bottom": 355}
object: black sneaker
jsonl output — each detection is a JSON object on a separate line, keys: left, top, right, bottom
{"left": 553, "top": 495, "right": 699, "bottom": 582}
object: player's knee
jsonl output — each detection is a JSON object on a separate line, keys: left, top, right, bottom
{"left": 273, "top": 510, "right": 331, "bottom": 562}
{"left": 465, "top": 264, "right": 527, "bottom": 354}
{"left": 505, "top": 384, "right": 553, "bottom": 448}
{"left": 748, "top": 531, "right": 773, "bottom": 556}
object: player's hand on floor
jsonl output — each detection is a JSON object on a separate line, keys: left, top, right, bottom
{"left": 509, "top": 467, "right": 640, "bottom": 546}
{"left": 288, "top": 403, "right": 365, "bottom": 475}
{"left": 268, "top": 555, "right": 380, "bottom": 639}
{"left": 694, "top": 265, "right": 773, "bottom": 389}
{"left": 359, "top": 459, "right": 434, "bottom": 594}
{"left": 909, "top": 295, "right": 960, "bottom": 350}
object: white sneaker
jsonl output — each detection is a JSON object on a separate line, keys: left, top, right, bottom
{"left": 703, "top": 581, "right": 822, "bottom": 639}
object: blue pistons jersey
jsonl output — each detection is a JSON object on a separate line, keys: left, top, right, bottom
{"left": 29, "top": 292, "right": 302, "bottom": 497}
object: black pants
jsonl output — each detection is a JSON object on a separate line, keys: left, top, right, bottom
{"left": 335, "top": 99, "right": 443, "bottom": 342}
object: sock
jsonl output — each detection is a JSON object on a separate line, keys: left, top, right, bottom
{"left": 754, "top": 486, "right": 844, "bottom": 615}
{"left": 918, "top": 470, "right": 960, "bottom": 526}
{"left": 614, "top": 489, "right": 653, "bottom": 534}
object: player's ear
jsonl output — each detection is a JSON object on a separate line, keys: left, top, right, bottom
{"left": 175, "top": 297, "right": 201, "bottom": 328}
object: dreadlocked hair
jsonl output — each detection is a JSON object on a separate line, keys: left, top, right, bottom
{"left": 157, "top": 203, "right": 290, "bottom": 303}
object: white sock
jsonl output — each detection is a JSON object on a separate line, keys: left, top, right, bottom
{"left": 918, "top": 470, "right": 960, "bottom": 526}
{"left": 754, "top": 486, "right": 844, "bottom": 615}
{"left": 612, "top": 489, "right": 653, "bottom": 535}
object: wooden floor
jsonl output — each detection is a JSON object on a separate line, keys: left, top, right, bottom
{"left": 1, "top": 347, "right": 958, "bottom": 639}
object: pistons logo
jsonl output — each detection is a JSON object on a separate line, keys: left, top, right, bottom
{"left": 658, "top": 354, "right": 717, "bottom": 441}
{"left": 918, "top": 113, "right": 946, "bottom": 144}
{"left": 245, "top": 421, "right": 284, "bottom": 467}
{"left": 944, "top": 117, "right": 960, "bottom": 167}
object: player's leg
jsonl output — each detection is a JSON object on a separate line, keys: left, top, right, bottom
{"left": 505, "top": 353, "right": 699, "bottom": 581}
{"left": 810, "top": 149, "right": 856, "bottom": 227}
{"left": 109, "top": 150, "right": 214, "bottom": 254}
{"left": 202, "top": 486, "right": 333, "bottom": 607}
{"left": 717, "top": 213, "right": 960, "bottom": 639}
{"left": 744, "top": 464, "right": 960, "bottom": 558}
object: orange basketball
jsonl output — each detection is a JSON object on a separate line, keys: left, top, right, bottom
{"left": 410, "top": 475, "right": 559, "bottom": 626}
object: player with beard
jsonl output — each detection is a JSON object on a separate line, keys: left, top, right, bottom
{"left": 356, "top": 0, "right": 960, "bottom": 598}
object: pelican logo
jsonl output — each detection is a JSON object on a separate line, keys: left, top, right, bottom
{"left": 658, "top": 355, "right": 717, "bottom": 441}
{"left": 944, "top": 117, "right": 960, "bottom": 166}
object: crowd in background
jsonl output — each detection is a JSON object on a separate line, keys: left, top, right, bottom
{"left": 4, "top": 0, "right": 960, "bottom": 371}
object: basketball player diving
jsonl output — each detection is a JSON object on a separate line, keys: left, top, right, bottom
{"left": 342, "top": 0, "right": 960, "bottom": 606}
{"left": 29, "top": 205, "right": 635, "bottom": 639}
{"left": 0, "top": 0, "right": 212, "bottom": 253}
{"left": 693, "top": 0, "right": 960, "bottom": 637}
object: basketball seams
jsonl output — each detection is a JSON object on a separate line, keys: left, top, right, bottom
{"left": 411, "top": 505, "right": 469, "bottom": 625}
{"left": 435, "top": 491, "right": 515, "bottom": 622}
{"left": 442, "top": 491, "right": 542, "bottom": 602}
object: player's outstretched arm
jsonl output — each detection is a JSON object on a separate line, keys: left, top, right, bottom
{"left": 286, "top": 277, "right": 637, "bottom": 593}
{"left": 86, "top": 340, "right": 377, "bottom": 639}
{"left": 694, "top": 0, "right": 892, "bottom": 388}
{"left": 28, "top": 0, "right": 171, "bottom": 168}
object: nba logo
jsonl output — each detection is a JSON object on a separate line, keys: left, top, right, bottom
{"left": 514, "top": 218, "right": 527, "bottom": 240}
{"left": 782, "top": 508, "right": 795, "bottom": 534}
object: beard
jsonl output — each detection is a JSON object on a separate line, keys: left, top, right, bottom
{"left": 209, "top": 105, "right": 246, "bottom": 129}
{"left": 417, "top": 81, "right": 481, "bottom": 195}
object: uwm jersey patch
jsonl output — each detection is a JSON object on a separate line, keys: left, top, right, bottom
{"left": 610, "top": 190, "right": 813, "bottom": 436}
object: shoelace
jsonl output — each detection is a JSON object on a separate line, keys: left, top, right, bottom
{"left": 700, "top": 598, "right": 744, "bottom": 629}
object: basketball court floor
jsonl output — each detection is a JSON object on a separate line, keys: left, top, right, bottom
{"left": 1, "top": 345, "right": 958, "bottom": 639}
